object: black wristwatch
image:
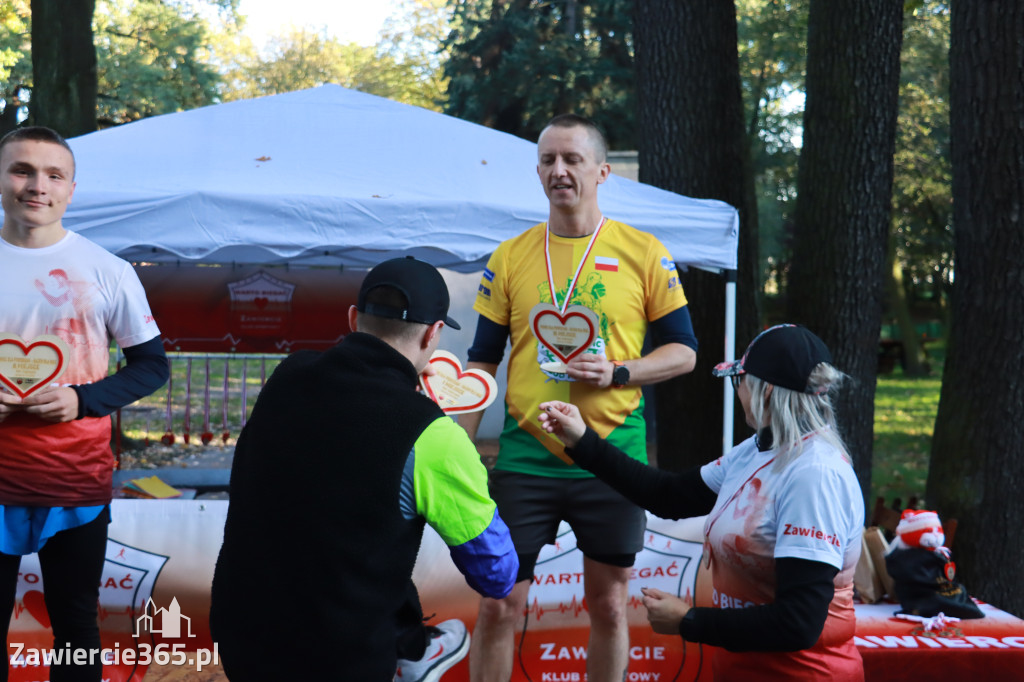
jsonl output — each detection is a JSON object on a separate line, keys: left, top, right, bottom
{"left": 611, "top": 360, "right": 630, "bottom": 388}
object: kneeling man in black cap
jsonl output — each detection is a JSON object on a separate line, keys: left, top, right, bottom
{"left": 211, "top": 256, "right": 518, "bottom": 681}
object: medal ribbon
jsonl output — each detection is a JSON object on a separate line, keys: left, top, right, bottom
{"left": 544, "top": 217, "right": 605, "bottom": 314}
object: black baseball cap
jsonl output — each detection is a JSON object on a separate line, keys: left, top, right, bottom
{"left": 356, "top": 256, "right": 461, "bottom": 330}
{"left": 713, "top": 324, "right": 831, "bottom": 393}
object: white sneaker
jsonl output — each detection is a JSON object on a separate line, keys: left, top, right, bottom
{"left": 394, "top": 619, "right": 470, "bottom": 682}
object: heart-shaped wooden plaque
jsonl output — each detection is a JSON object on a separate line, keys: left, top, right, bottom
{"left": 529, "top": 303, "right": 599, "bottom": 366}
{"left": 0, "top": 333, "right": 69, "bottom": 398}
{"left": 420, "top": 350, "right": 498, "bottom": 414}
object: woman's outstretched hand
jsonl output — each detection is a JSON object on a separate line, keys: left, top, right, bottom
{"left": 641, "top": 586, "right": 693, "bottom": 636}
{"left": 537, "top": 400, "right": 586, "bottom": 448}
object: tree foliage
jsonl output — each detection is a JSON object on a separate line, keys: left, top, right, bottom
{"left": 737, "top": 1, "right": 953, "bottom": 342}
{"left": 891, "top": 4, "right": 952, "bottom": 313}
{"left": 217, "top": 29, "right": 385, "bottom": 99}
{"left": 880, "top": 2, "right": 952, "bottom": 376}
{"left": 215, "top": 0, "right": 450, "bottom": 111}
{"left": 0, "top": 0, "right": 30, "bottom": 134}
{"left": 2, "top": 0, "right": 451, "bottom": 130}
{"left": 0, "top": 0, "right": 27, "bottom": 81}
{"left": 0, "top": 1, "right": 233, "bottom": 131}
{"left": 93, "top": 0, "right": 225, "bottom": 126}
{"left": 736, "top": 0, "right": 808, "bottom": 299}
{"left": 377, "top": 0, "right": 451, "bottom": 110}
{"left": 443, "top": 0, "right": 635, "bottom": 147}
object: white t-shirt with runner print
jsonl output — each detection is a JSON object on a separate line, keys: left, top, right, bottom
{"left": 0, "top": 231, "right": 160, "bottom": 506}
{"left": 699, "top": 432, "right": 865, "bottom": 681}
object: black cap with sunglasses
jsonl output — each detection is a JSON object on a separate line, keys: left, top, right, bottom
{"left": 713, "top": 324, "right": 832, "bottom": 393}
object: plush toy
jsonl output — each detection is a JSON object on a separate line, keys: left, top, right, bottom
{"left": 884, "top": 509, "right": 983, "bottom": 619}
{"left": 890, "top": 510, "right": 947, "bottom": 554}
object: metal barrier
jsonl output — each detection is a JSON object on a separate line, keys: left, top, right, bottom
{"left": 114, "top": 352, "right": 285, "bottom": 460}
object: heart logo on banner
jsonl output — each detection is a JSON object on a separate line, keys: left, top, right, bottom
{"left": 529, "top": 303, "right": 600, "bottom": 365}
{"left": 22, "top": 590, "right": 51, "bottom": 629}
{"left": 420, "top": 350, "right": 497, "bottom": 414}
{"left": 0, "top": 334, "right": 70, "bottom": 399}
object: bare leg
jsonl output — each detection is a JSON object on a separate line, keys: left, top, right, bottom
{"left": 469, "top": 579, "right": 531, "bottom": 682}
{"left": 583, "top": 557, "right": 631, "bottom": 682}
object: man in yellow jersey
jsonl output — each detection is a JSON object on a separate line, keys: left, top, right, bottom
{"left": 460, "top": 114, "right": 698, "bottom": 681}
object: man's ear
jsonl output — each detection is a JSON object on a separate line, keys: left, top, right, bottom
{"left": 347, "top": 305, "right": 359, "bottom": 333}
{"left": 423, "top": 320, "right": 445, "bottom": 349}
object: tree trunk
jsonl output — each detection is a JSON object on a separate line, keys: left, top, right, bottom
{"left": 886, "top": 232, "right": 928, "bottom": 376}
{"left": 927, "top": 0, "right": 1024, "bottom": 617}
{"left": 29, "top": 0, "right": 97, "bottom": 136}
{"left": 634, "top": 1, "right": 759, "bottom": 470}
{"left": 786, "top": 0, "right": 903, "bottom": 516}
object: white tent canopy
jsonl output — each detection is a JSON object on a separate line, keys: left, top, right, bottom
{"left": 45, "top": 85, "right": 740, "bottom": 448}
{"left": 59, "top": 85, "right": 738, "bottom": 273}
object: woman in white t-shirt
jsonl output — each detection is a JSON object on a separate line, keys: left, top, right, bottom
{"left": 539, "top": 324, "right": 865, "bottom": 681}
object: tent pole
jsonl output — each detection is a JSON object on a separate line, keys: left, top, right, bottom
{"left": 723, "top": 270, "right": 737, "bottom": 454}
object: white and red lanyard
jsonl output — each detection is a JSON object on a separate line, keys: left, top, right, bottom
{"left": 544, "top": 217, "right": 605, "bottom": 314}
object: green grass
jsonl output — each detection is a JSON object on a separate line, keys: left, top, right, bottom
{"left": 872, "top": 371, "right": 941, "bottom": 506}
{"left": 871, "top": 341, "right": 945, "bottom": 507}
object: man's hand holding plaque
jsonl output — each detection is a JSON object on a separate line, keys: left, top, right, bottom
{"left": 529, "top": 303, "right": 602, "bottom": 378}
{"left": 0, "top": 333, "right": 71, "bottom": 422}
{"left": 419, "top": 350, "right": 498, "bottom": 415}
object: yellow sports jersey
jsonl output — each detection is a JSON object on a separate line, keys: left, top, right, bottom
{"left": 474, "top": 220, "right": 688, "bottom": 478}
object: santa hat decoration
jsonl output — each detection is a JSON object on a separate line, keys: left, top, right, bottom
{"left": 884, "top": 508, "right": 981, "bottom": 618}
{"left": 895, "top": 509, "right": 945, "bottom": 550}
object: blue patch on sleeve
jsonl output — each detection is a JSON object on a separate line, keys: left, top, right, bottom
{"left": 448, "top": 508, "right": 519, "bottom": 599}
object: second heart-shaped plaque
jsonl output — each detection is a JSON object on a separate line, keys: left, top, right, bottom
{"left": 420, "top": 350, "right": 498, "bottom": 414}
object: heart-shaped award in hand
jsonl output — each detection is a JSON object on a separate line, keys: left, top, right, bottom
{"left": 529, "top": 303, "right": 599, "bottom": 373}
{"left": 419, "top": 350, "right": 497, "bottom": 414}
{"left": 0, "top": 333, "right": 70, "bottom": 398}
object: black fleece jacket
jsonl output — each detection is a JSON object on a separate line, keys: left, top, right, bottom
{"left": 211, "top": 333, "right": 444, "bottom": 680}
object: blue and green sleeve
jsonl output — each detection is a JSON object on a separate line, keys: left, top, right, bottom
{"left": 410, "top": 417, "right": 518, "bottom": 598}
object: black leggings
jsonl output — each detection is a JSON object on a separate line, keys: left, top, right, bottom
{"left": 1, "top": 506, "right": 110, "bottom": 682}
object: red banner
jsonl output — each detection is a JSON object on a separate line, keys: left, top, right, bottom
{"left": 136, "top": 265, "right": 363, "bottom": 353}
{"left": 7, "top": 503, "right": 1024, "bottom": 681}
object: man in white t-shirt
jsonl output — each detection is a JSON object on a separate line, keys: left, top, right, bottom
{"left": 0, "top": 126, "right": 168, "bottom": 681}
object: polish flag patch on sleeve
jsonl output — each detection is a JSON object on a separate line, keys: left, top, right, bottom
{"left": 594, "top": 256, "right": 619, "bottom": 272}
